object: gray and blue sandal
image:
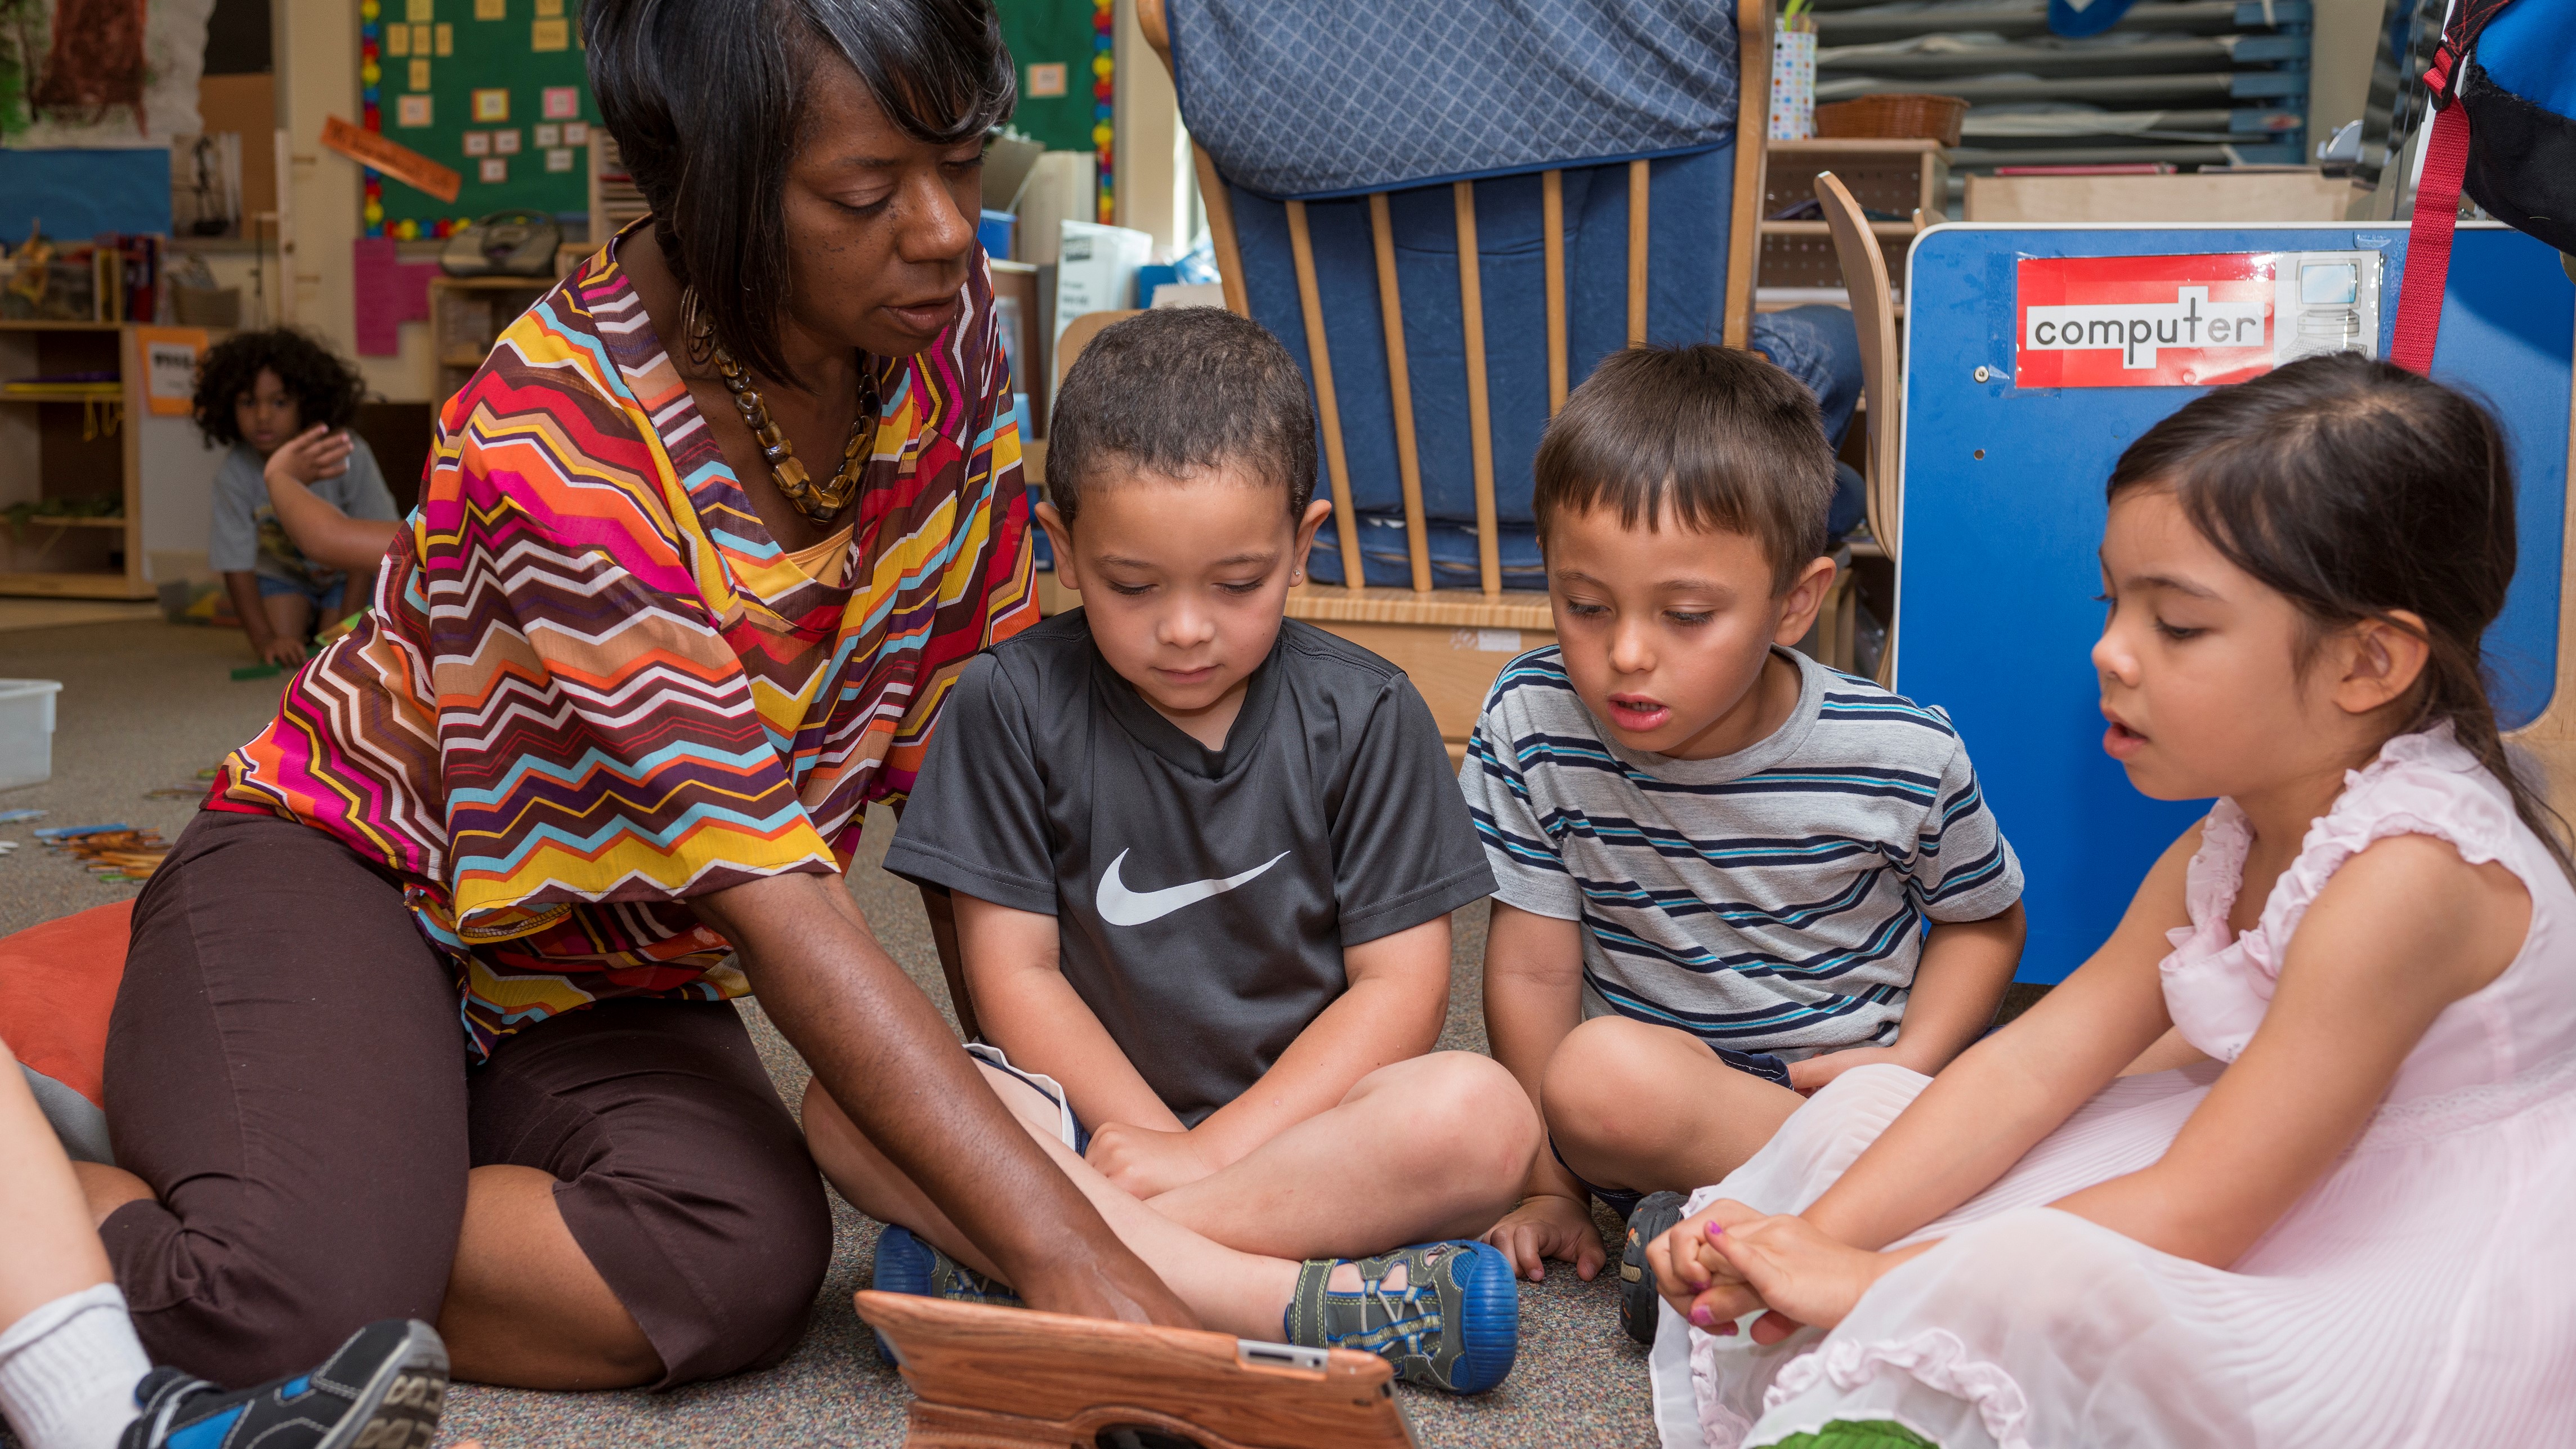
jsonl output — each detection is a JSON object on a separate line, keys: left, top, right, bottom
{"left": 1283, "top": 1240, "right": 1517, "bottom": 1394}
{"left": 870, "top": 1224, "right": 1023, "bottom": 1362}
{"left": 1620, "top": 1190, "right": 1690, "bottom": 1346}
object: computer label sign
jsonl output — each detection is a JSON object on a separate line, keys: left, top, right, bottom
{"left": 2014, "top": 251, "right": 2381, "bottom": 388}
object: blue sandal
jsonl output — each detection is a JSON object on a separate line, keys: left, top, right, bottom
{"left": 1282, "top": 1240, "right": 1518, "bottom": 1394}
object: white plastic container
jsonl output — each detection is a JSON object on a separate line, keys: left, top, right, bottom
{"left": 0, "top": 679, "right": 64, "bottom": 791}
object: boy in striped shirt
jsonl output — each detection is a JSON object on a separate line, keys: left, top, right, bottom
{"left": 1464, "top": 346, "right": 2025, "bottom": 1329}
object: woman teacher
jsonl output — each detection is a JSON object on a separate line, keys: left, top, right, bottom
{"left": 86, "top": 0, "right": 1190, "bottom": 1390}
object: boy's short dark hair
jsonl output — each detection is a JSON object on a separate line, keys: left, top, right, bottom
{"left": 1045, "top": 308, "right": 1318, "bottom": 524}
{"left": 190, "top": 327, "right": 366, "bottom": 448}
{"left": 1533, "top": 343, "right": 1836, "bottom": 593}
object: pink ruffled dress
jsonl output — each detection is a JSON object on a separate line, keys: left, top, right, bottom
{"left": 1651, "top": 727, "right": 2576, "bottom": 1448}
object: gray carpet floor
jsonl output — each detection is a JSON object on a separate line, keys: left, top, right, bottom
{"left": 0, "top": 620, "right": 1654, "bottom": 1448}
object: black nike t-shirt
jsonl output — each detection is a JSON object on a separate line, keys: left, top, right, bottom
{"left": 885, "top": 611, "right": 1493, "bottom": 1125}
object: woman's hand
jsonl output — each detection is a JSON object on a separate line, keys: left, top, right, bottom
{"left": 266, "top": 424, "right": 354, "bottom": 487}
{"left": 1481, "top": 1191, "right": 1604, "bottom": 1282}
{"left": 1084, "top": 1121, "right": 1222, "bottom": 1199}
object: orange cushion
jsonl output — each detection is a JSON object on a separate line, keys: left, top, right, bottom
{"left": 0, "top": 901, "right": 132, "bottom": 1108}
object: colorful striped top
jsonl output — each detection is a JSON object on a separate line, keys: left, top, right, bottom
{"left": 213, "top": 238, "right": 1036, "bottom": 1057}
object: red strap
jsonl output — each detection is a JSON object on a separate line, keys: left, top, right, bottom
{"left": 2389, "top": 70, "right": 2474, "bottom": 374}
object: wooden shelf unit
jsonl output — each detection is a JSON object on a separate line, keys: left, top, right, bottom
{"left": 1755, "top": 138, "right": 1946, "bottom": 307}
{"left": 0, "top": 321, "right": 154, "bottom": 599}
{"left": 1808, "top": 0, "right": 2314, "bottom": 171}
{"left": 430, "top": 275, "right": 561, "bottom": 405}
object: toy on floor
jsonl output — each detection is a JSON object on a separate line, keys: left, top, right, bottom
{"left": 34, "top": 825, "right": 168, "bottom": 883}
{"left": 855, "top": 1291, "right": 1414, "bottom": 1449}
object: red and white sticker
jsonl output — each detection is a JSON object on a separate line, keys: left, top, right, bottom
{"left": 2014, "top": 251, "right": 2382, "bottom": 388}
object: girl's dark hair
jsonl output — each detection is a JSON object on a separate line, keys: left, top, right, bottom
{"left": 2108, "top": 350, "right": 2572, "bottom": 877}
{"left": 189, "top": 327, "right": 365, "bottom": 448}
{"left": 585, "top": 0, "right": 1014, "bottom": 386}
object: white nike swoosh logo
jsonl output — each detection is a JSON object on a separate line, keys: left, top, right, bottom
{"left": 1094, "top": 848, "right": 1290, "bottom": 926}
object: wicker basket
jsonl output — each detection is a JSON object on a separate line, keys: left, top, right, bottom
{"left": 1815, "top": 93, "right": 1968, "bottom": 147}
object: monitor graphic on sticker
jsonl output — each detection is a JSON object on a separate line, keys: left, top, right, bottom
{"left": 2014, "top": 251, "right": 2382, "bottom": 388}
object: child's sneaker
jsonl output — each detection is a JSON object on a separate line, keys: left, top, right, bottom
{"left": 1283, "top": 1240, "right": 1517, "bottom": 1394}
{"left": 870, "top": 1224, "right": 1023, "bottom": 1363}
{"left": 119, "top": 1318, "right": 446, "bottom": 1449}
{"left": 1620, "top": 1191, "right": 1689, "bottom": 1345}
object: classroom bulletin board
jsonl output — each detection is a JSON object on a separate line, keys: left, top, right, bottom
{"left": 356, "top": 0, "right": 594, "bottom": 239}
{"left": 994, "top": 0, "right": 1109, "bottom": 157}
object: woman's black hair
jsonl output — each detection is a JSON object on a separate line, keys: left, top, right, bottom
{"left": 2107, "top": 350, "right": 2574, "bottom": 879}
{"left": 189, "top": 327, "right": 365, "bottom": 448}
{"left": 584, "top": 0, "right": 1014, "bottom": 386}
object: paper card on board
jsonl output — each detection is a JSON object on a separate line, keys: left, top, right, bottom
{"left": 2014, "top": 251, "right": 2382, "bottom": 388}
{"left": 319, "top": 115, "right": 462, "bottom": 203}
{"left": 543, "top": 87, "right": 579, "bottom": 119}
{"left": 135, "top": 328, "right": 207, "bottom": 417}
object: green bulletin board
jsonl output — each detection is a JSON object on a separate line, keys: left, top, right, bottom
{"left": 357, "top": 0, "right": 594, "bottom": 239}
{"left": 994, "top": 0, "right": 1102, "bottom": 156}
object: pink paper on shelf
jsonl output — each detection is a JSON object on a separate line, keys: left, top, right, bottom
{"left": 352, "top": 237, "right": 441, "bottom": 356}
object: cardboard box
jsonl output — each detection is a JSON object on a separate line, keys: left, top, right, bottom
{"left": 1964, "top": 172, "right": 2363, "bottom": 225}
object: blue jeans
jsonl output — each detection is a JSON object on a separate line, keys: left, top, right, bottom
{"left": 254, "top": 573, "right": 347, "bottom": 616}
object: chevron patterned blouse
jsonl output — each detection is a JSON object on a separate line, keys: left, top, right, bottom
{"left": 213, "top": 238, "right": 1036, "bottom": 1057}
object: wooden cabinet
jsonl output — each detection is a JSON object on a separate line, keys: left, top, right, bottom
{"left": 430, "top": 275, "right": 558, "bottom": 405}
{"left": 0, "top": 322, "right": 218, "bottom": 600}
{"left": 1755, "top": 137, "right": 1946, "bottom": 312}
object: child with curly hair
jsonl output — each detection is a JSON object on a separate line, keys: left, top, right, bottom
{"left": 191, "top": 329, "right": 398, "bottom": 667}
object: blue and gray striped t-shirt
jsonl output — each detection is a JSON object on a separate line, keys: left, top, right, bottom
{"left": 1460, "top": 645, "right": 2022, "bottom": 1055}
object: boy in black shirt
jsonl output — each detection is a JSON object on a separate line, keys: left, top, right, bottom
{"left": 805, "top": 309, "right": 1535, "bottom": 1393}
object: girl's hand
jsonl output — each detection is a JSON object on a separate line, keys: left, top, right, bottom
{"left": 1084, "top": 1121, "right": 1222, "bottom": 1199}
{"left": 1787, "top": 1046, "right": 1900, "bottom": 1095}
{"left": 1703, "top": 1212, "right": 1915, "bottom": 1345}
{"left": 1649, "top": 1198, "right": 1766, "bottom": 1325}
{"left": 258, "top": 633, "right": 308, "bottom": 668}
{"left": 1481, "top": 1191, "right": 1605, "bottom": 1282}
{"left": 266, "top": 424, "right": 353, "bottom": 487}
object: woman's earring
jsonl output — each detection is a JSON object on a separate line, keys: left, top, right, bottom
{"left": 679, "top": 286, "right": 712, "bottom": 365}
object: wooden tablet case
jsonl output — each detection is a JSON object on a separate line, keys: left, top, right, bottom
{"left": 854, "top": 1290, "right": 1419, "bottom": 1448}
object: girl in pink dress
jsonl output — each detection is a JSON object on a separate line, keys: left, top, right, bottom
{"left": 1642, "top": 351, "right": 2576, "bottom": 1448}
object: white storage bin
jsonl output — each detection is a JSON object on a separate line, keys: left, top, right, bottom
{"left": 0, "top": 679, "right": 64, "bottom": 791}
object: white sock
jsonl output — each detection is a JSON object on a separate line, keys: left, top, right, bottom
{"left": 0, "top": 1283, "right": 154, "bottom": 1449}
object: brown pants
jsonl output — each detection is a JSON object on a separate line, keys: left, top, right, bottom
{"left": 100, "top": 810, "right": 832, "bottom": 1388}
